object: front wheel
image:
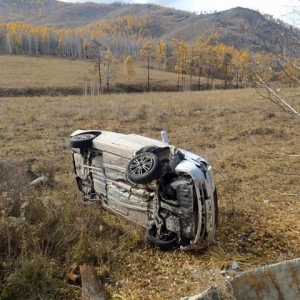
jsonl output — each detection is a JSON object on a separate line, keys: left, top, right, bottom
{"left": 214, "top": 188, "right": 218, "bottom": 228}
{"left": 147, "top": 227, "right": 177, "bottom": 251}
{"left": 126, "top": 152, "right": 161, "bottom": 184}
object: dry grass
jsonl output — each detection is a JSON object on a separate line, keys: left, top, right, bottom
{"left": 0, "top": 55, "right": 223, "bottom": 95}
{"left": 0, "top": 87, "right": 300, "bottom": 299}
{"left": 0, "top": 55, "right": 92, "bottom": 88}
{"left": 0, "top": 55, "right": 176, "bottom": 90}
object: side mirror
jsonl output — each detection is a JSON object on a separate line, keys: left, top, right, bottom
{"left": 161, "top": 131, "right": 169, "bottom": 144}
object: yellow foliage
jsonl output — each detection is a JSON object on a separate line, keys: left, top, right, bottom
{"left": 124, "top": 55, "right": 135, "bottom": 78}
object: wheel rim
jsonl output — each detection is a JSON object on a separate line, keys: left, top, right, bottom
{"left": 130, "top": 155, "right": 154, "bottom": 175}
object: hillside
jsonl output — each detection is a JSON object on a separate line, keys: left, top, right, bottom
{"left": 160, "top": 7, "right": 289, "bottom": 49}
{"left": 0, "top": 0, "right": 292, "bottom": 49}
{"left": 0, "top": 0, "right": 64, "bottom": 22}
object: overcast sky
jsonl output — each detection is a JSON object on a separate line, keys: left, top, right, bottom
{"left": 59, "top": 0, "right": 300, "bottom": 23}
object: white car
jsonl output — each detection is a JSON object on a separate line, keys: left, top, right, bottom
{"left": 70, "top": 130, "right": 218, "bottom": 251}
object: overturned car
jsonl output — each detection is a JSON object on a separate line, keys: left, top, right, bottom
{"left": 70, "top": 130, "right": 218, "bottom": 251}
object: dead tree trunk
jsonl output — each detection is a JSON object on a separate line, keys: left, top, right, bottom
{"left": 80, "top": 264, "right": 107, "bottom": 300}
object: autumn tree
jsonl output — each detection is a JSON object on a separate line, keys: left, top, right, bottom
{"left": 0, "top": 24, "right": 5, "bottom": 54}
{"left": 83, "top": 38, "right": 90, "bottom": 59}
{"left": 214, "top": 44, "right": 235, "bottom": 89}
{"left": 231, "top": 49, "right": 251, "bottom": 88}
{"left": 172, "top": 38, "right": 189, "bottom": 91}
{"left": 185, "top": 43, "right": 196, "bottom": 90}
{"left": 191, "top": 37, "right": 207, "bottom": 90}
{"left": 57, "top": 34, "right": 64, "bottom": 56}
{"left": 248, "top": 52, "right": 277, "bottom": 89}
{"left": 6, "top": 23, "right": 22, "bottom": 55}
{"left": 103, "top": 50, "right": 115, "bottom": 92}
{"left": 91, "top": 39, "right": 107, "bottom": 93}
{"left": 278, "top": 57, "right": 300, "bottom": 88}
{"left": 155, "top": 39, "right": 167, "bottom": 71}
{"left": 124, "top": 55, "right": 135, "bottom": 80}
{"left": 140, "top": 40, "right": 156, "bottom": 91}
{"left": 201, "top": 46, "right": 219, "bottom": 90}
{"left": 92, "top": 15, "right": 151, "bottom": 39}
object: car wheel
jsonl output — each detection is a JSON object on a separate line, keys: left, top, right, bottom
{"left": 70, "top": 133, "right": 96, "bottom": 148}
{"left": 180, "top": 236, "right": 192, "bottom": 247}
{"left": 214, "top": 188, "right": 218, "bottom": 228}
{"left": 126, "top": 152, "right": 161, "bottom": 184}
{"left": 147, "top": 227, "right": 177, "bottom": 251}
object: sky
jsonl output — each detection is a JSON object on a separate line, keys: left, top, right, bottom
{"left": 59, "top": 0, "right": 300, "bottom": 23}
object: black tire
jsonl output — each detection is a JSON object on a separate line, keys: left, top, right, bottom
{"left": 213, "top": 188, "right": 218, "bottom": 228}
{"left": 147, "top": 227, "right": 177, "bottom": 251}
{"left": 180, "top": 236, "right": 192, "bottom": 247}
{"left": 126, "top": 152, "right": 161, "bottom": 184}
{"left": 70, "top": 133, "right": 96, "bottom": 148}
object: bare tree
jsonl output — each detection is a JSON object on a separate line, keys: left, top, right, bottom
{"left": 249, "top": 20, "right": 300, "bottom": 118}
{"left": 247, "top": 12, "right": 300, "bottom": 197}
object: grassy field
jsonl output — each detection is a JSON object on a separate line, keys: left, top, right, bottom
{"left": 0, "top": 86, "right": 299, "bottom": 299}
{"left": 0, "top": 55, "right": 223, "bottom": 96}
{"left": 0, "top": 54, "right": 300, "bottom": 299}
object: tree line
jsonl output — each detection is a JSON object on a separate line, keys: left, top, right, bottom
{"left": 0, "top": 21, "right": 296, "bottom": 92}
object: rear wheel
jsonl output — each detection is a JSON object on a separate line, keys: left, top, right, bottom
{"left": 70, "top": 134, "right": 96, "bottom": 148}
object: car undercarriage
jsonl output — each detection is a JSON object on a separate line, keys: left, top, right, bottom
{"left": 70, "top": 130, "right": 218, "bottom": 251}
